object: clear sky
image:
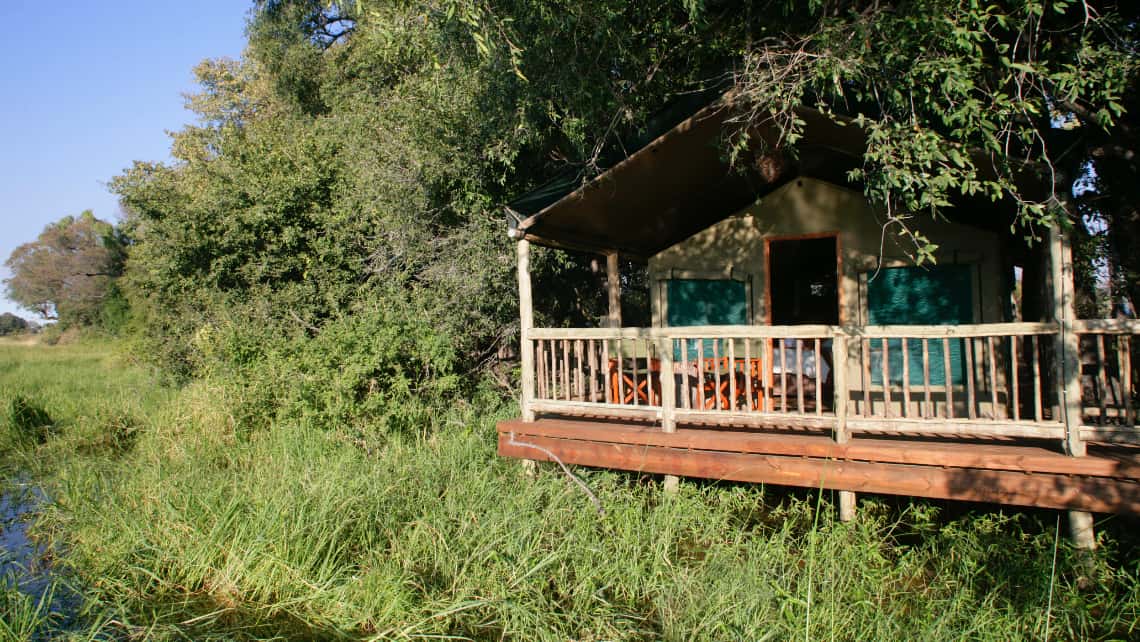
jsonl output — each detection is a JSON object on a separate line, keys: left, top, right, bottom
{"left": 0, "top": 0, "right": 250, "bottom": 319}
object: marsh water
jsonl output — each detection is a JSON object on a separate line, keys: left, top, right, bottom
{"left": 1, "top": 477, "right": 83, "bottom": 634}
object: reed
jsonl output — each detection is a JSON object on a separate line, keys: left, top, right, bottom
{"left": 2, "top": 341, "right": 1138, "bottom": 640}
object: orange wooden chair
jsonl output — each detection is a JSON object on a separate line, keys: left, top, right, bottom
{"left": 608, "top": 358, "right": 661, "bottom": 405}
{"left": 700, "top": 357, "right": 753, "bottom": 410}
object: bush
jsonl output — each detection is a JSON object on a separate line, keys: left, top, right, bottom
{"left": 174, "top": 297, "right": 463, "bottom": 442}
{"left": 97, "top": 284, "right": 131, "bottom": 336}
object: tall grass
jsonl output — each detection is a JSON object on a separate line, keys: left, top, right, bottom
{"left": 2, "top": 340, "right": 1139, "bottom": 640}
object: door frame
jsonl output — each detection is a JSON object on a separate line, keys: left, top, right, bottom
{"left": 762, "top": 232, "right": 842, "bottom": 411}
{"left": 763, "top": 231, "right": 843, "bottom": 325}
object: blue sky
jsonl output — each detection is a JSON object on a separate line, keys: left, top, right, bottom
{"left": 0, "top": 1, "right": 250, "bottom": 319}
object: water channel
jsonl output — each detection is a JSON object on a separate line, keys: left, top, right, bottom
{"left": 1, "top": 477, "right": 83, "bottom": 637}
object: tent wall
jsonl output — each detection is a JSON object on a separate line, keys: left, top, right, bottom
{"left": 648, "top": 178, "right": 1008, "bottom": 329}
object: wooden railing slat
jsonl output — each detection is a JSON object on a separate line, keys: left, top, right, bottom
{"left": 1032, "top": 335, "right": 1043, "bottom": 423}
{"left": 882, "top": 338, "right": 892, "bottom": 418}
{"left": 681, "top": 337, "right": 691, "bottom": 410}
{"left": 862, "top": 338, "right": 872, "bottom": 418}
{"left": 1096, "top": 334, "right": 1111, "bottom": 425}
{"left": 616, "top": 338, "right": 625, "bottom": 405}
{"left": 714, "top": 340, "right": 722, "bottom": 411}
{"left": 697, "top": 340, "right": 706, "bottom": 409}
{"left": 592, "top": 339, "right": 601, "bottom": 403}
{"left": 965, "top": 337, "right": 977, "bottom": 420}
{"left": 814, "top": 339, "right": 823, "bottom": 417}
{"left": 796, "top": 339, "right": 805, "bottom": 413}
{"left": 922, "top": 338, "right": 932, "bottom": 419}
{"left": 744, "top": 338, "right": 753, "bottom": 412}
{"left": 1011, "top": 336, "right": 1020, "bottom": 421}
{"left": 562, "top": 339, "right": 570, "bottom": 402}
{"left": 780, "top": 340, "right": 787, "bottom": 414}
{"left": 902, "top": 338, "right": 911, "bottom": 418}
{"left": 988, "top": 336, "right": 998, "bottom": 420}
{"left": 728, "top": 338, "right": 738, "bottom": 412}
{"left": 1124, "top": 335, "right": 1134, "bottom": 427}
{"left": 944, "top": 337, "right": 954, "bottom": 420}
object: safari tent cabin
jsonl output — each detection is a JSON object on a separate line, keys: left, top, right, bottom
{"left": 496, "top": 95, "right": 1140, "bottom": 530}
{"left": 648, "top": 177, "right": 1014, "bottom": 420}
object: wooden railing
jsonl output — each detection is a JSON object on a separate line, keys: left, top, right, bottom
{"left": 525, "top": 321, "right": 1140, "bottom": 445}
{"left": 848, "top": 323, "right": 1062, "bottom": 439}
{"left": 531, "top": 329, "right": 661, "bottom": 421}
{"left": 661, "top": 326, "right": 837, "bottom": 431}
{"left": 1075, "top": 319, "right": 1140, "bottom": 443}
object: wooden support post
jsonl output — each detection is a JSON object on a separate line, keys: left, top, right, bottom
{"left": 838, "top": 490, "right": 857, "bottom": 522}
{"left": 518, "top": 240, "right": 535, "bottom": 422}
{"left": 517, "top": 240, "right": 538, "bottom": 477}
{"left": 606, "top": 251, "right": 622, "bottom": 329}
{"left": 1051, "top": 224, "right": 1095, "bottom": 550}
{"left": 833, "top": 333, "right": 856, "bottom": 521}
{"left": 1068, "top": 510, "right": 1096, "bottom": 552}
{"left": 1052, "top": 224, "right": 1085, "bottom": 456}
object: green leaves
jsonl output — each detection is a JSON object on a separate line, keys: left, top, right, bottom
{"left": 730, "top": 0, "right": 1137, "bottom": 260}
{"left": 3, "top": 211, "right": 125, "bottom": 325}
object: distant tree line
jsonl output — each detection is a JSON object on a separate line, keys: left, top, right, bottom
{"left": 0, "top": 312, "right": 38, "bottom": 336}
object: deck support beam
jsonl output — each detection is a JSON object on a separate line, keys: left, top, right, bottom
{"left": 1052, "top": 223, "right": 1096, "bottom": 549}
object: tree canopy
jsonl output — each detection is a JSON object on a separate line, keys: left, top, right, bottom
{"left": 104, "top": 0, "right": 1138, "bottom": 429}
{"left": 727, "top": 0, "right": 1137, "bottom": 273}
{"left": 4, "top": 211, "right": 125, "bottom": 324}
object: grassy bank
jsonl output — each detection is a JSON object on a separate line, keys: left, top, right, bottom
{"left": 2, "top": 340, "right": 1139, "bottom": 640}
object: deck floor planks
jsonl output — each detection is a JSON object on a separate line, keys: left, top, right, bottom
{"left": 499, "top": 418, "right": 1140, "bottom": 478}
{"left": 498, "top": 417, "right": 1140, "bottom": 514}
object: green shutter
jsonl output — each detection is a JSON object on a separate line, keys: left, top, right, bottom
{"left": 867, "top": 265, "right": 974, "bottom": 386}
{"left": 666, "top": 279, "right": 747, "bottom": 359}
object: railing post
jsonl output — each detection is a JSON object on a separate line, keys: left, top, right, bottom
{"left": 517, "top": 239, "right": 535, "bottom": 422}
{"left": 833, "top": 333, "right": 849, "bottom": 444}
{"left": 832, "top": 330, "right": 856, "bottom": 521}
{"left": 659, "top": 335, "right": 676, "bottom": 432}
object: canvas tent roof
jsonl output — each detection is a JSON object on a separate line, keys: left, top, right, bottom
{"left": 506, "top": 94, "right": 869, "bottom": 259}
{"left": 506, "top": 93, "right": 1045, "bottom": 260}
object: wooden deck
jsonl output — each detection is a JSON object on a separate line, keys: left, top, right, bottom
{"left": 498, "top": 417, "right": 1140, "bottom": 514}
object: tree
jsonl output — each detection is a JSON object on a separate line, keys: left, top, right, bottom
{"left": 109, "top": 0, "right": 1139, "bottom": 412}
{"left": 4, "top": 211, "right": 125, "bottom": 324}
{"left": 719, "top": 0, "right": 1137, "bottom": 273}
{"left": 0, "top": 312, "right": 31, "bottom": 336}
